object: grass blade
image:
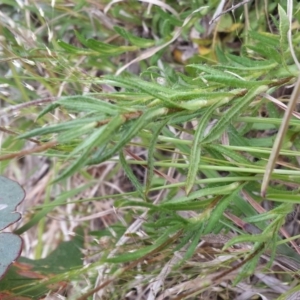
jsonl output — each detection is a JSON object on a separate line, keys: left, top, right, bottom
{"left": 203, "top": 85, "right": 269, "bottom": 144}
{"left": 261, "top": 76, "right": 300, "bottom": 196}
{"left": 186, "top": 102, "right": 220, "bottom": 195}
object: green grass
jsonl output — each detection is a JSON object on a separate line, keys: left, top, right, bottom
{"left": 1, "top": 1, "right": 300, "bottom": 299}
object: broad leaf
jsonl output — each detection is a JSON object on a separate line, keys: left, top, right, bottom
{"left": 0, "top": 233, "right": 23, "bottom": 281}
{"left": 0, "top": 176, "right": 25, "bottom": 280}
{"left": 0, "top": 176, "right": 24, "bottom": 230}
{"left": 0, "top": 227, "right": 84, "bottom": 298}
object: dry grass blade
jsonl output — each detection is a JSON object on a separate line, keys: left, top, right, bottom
{"left": 0, "top": 97, "right": 58, "bottom": 118}
{"left": 262, "top": 93, "right": 300, "bottom": 120}
{"left": 104, "top": 0, "right": 179, "bottom": 17}
{"left": 0, "top": 141, "right": 58, "bottom": 161}
{"left": 146, "top": 254, "right": 181, "bottom": 300}
{"left": 287, "top": 291, "right": 300, "bottom": 300}
{"left": 261, "top": 0, "right": 300, "bottom": 196}
{"left": 209, "top": 0, "right": 251, "bottom": 25}
{"left": 261, "top": 75, "right": 300, "bottom": 197}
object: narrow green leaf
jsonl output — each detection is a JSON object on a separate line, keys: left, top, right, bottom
{"left": 203, "top": 184, "right": 242, "bottom": 234}
{"left": 174, "top": 226, "right": 201, "bottom": 252}
{"left": 243, "top": 213, "right": 277, "bottom": 223}
{"left": 159, "top": 197, "right": 213, "bottom": 211}
{"left": 54, "top": 134, "right": 104, "bottom": 183}
{"left": 163, "top": 182, "right": 239, "bottom": 206}
{"left": 74, "top": 30, "right": 90, "bottom": 48}
{"left": 57, "top": 122, "right": 97, "bottom": 144}
{"left": 147, "top": 214, "right": 187, "bottom": 228}
{"left": 244, "top": 202, "right": 292, "bottom": 223}
{"left": 106, "top": 244, "right": 157, "bottom": 263}
{"left": 145, "top": 120, "right": 169, "bottom": 194}
{"left": 205, "top": 144, "right": 251, "bottom": 165}
{"left": 86, "top": 39, "right": 137, "bottom": 55}
{"left": 156, "top": 7, "right": 182, "bottom": 26}
{"left": 57, "top": 40, "right": 91, "bottom": 54}
{"left": 102, "top": 75, "right": 185, "bottom": 108}
{"left": 202, "top": 85, "right": 269, "bottom": 144}
{"left": 168, "top": 110, "right": 205, "bottom": 125}
{"left": 106, "top": 227, "right": 179, "bottom": 263}
{"left": 216, "top": 63, "right": 278, "bottom": 72}
{"left": 168, "top": 91, "right": 234, "bottom": 102}
{"left": 37, "top": 103, "right": 60, "bottom": 120}
{"left": 58, "top": 95, "right": 122, "bottom": 114}
{"left": 223, "top": 233, "right": 270, "bottom": 249}
{"left": 248, "top": 31, "right": 280, "bottom": 47}
{"left": 179, "top": 99, "right": 211, "bottom": 110}
{"left": 186, "top": 102, "right": 220, "bottom": 195}
{"left": 54, "top": 115, "right": 125, "bottom": 182}
{"left": 38, "top": 95, "right": 127, "bottom": 120}
{"left": 117, "top": 77, "right": 164, "bottom": 95}
{"left": 278, "top": 5, "right": 289, "bottom": 52}
{"left": 266, "top": 194, "right": 300, "bottom": 203}
{"left": 225, "top": 53, "right": 276, "bottom": 68}
{"left": 117, "top": 200, "right": 157, "bottom": 210}
{"left": 98, "top": 91, "right": 152, "bottom": 103}
{"left": 204, "top": 75, "right": 270, "bottom": 88}
{"left": 215, "top": 46, "right": 229, "bottom": 63}
{"left": 19, "top": 118, "right": 99, "bottom": 139}
{"left": 67, "top": 125, "right": 106, "bottom": 157}
{"left": 88, "top": 107, "right": 168, "bottom": 165}
{"left": 188, "top": 64, "right": 237, "bottom": 78}
{"left": 228, "top": 125, "right": 252, "bottom": 147}
{"left": 114, "top": 26, "right": 155, "bottom": 48}
{"left": 182, "top": 225, "right": 204, "bottom": 261}
{"left": 119, "top": 151, "right": 144, "bottom": 199}
{"left": 246, "top": 45, "right": 281, "bottom": 63}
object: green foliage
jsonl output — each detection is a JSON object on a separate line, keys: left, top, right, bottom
{"left": 0, "top": 176, "right": 24, "bottom": 280}
{"left": 1, "top": 1, "right": 300, "bottom": 299}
